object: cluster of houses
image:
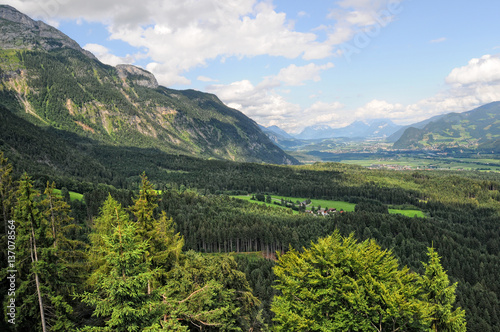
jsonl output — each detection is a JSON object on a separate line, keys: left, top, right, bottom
{"left": 304, "top": 207, "right": 340, "bottom": 216}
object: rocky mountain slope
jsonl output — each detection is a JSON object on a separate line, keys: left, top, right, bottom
{"left": 0, "top": 5, "right": 297, "bottom": 165}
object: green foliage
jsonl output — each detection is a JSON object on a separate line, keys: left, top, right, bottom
{"left": 163, "top": 251, "right": 261, "bottom": 331}
{"left": 8, "top": 173, "right": 75, "bottom": 331}
{"left": 0, "top": 46, "right": 295, "bottom": 164}
{"left": 420, "top": 248, "right": 466, "bottom": 332}
{"left": 394, "top": 101, "right": 500, "bottom": 150}
{"left": 78, "top": 196, "right": 162, "bottom": 332}
{"left": 272, "top": 231, "right": 432, "bottom": 331}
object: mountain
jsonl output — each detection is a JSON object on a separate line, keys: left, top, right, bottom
{"left": 393, "top": 102, "right": 500, "bottom": 150}
{"left": 259, "top": 125, "right": 294, "bottom": 140}
{"left": 295, "top": 119, "right": 401, "bottom": 140}
{"left": 295, "top": 124, "right": 336, "bottom": 140}
{"left": 387, "top": 114, "right": 447, "bottom": 143}
{"left": 258, "top": 124, "right": 306, "bottom": 150}
{"left": 0, "top": 5, "right": 298, "bottom": 165}
{"left": 0, "top": 5, "right": 96, "bottom": 59}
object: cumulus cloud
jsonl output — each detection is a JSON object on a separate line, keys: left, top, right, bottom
{"left": 262, "top": 62, "right": 334, "bottom": 87}
{"left": 197, "top": 76, "right": 218, "bottom": 82}
{"left": 348, "top": 55, "right": 500, "bottom": 126}
{"left": 206, "top": 62, "right": 339, "bottom": 132}
{"left": 12, "top": 0, "right": 333, "bottom": 86}
{"left": 207, "top": 79, "right": 301, "bottom": 130}
{"left": 446, "top": 54, "right": 500, "bottom": 86}
{"left": 303, "top": 101, "right": 346, "bottom": 127}
{"left": 354, "top": 99, "right": 405, "bottom": 120}
{"left": 10, "top": 0, "right": 406, "bottom": 86}
{"left": 272, "top": 63, "right": 334, "bottom": 86}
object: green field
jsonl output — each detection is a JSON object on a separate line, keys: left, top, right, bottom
{"left": 231, "top": 195, "right": 425, "bottom": 217}
{"left": 230, "top": 195, "right": 298, "bottom": 214}
{"left": 272, "top": 196, "right": 356, "bottom": 212}
{"left": 388, "top": 209, "right": 425, "bottom": 218}
{"left": 53, "top": 188, "right": 84, "bottom": 201}
{"left": 339, "top": 156, "right": 500, "bottom": 172}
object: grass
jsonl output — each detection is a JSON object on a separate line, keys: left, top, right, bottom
{"left": 388, "top": 209, "right": 426, "bottom": 218}
{"left": 230, "top": 195, "right": 298, "bottom": 214}
{"left": 272, "top": 196, "right": 356, "bottom": 212}
{"left": 53, "top": 188, "right": 84, "bottom": 201}
{"left": 341, "top": 156, "right": 500, "bottom": 172}
{"left": 231, "top": 195, "right": 425, "bottom": 217}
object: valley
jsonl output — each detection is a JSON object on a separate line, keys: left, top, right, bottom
{"left": 0, "top": 5, "right": 499, "bottom": 332}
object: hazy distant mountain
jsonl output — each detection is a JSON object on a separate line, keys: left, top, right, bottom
{"left": 259, "top": 125, "right": 294, "bottom": 140}
{"left": 294, "top": 124, "right": 335, "bottom": 140}
{"left": 294, "top": 119, "right": 402, "bottom": 140}
{"left": 393, "top": 102, "right": 500, "bottom": 150}
{"left": 0, "top": 5, "right": 298, "bottom": 165}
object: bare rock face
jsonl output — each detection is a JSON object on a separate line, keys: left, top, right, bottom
{"left": 0, "top": 5, "right": 97, "bottom": 60}
{"left": 116, "top": 64, "right": 159, "bottom": 89}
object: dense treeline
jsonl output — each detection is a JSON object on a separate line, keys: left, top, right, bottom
{"left": 1, "top": 148, "right": 500, "bottom": 330}
{"left": 2, "top": 101, "right": 499, "bottom": 211}
{"left": 1, "top": 165, "right": 263, "bottom": 331}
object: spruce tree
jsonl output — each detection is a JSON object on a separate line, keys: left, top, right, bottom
{"left": 420, "top": 247, "right": 467, "bottom": 332}
{"left": 271, "top": 231, "right": 432, "bottom": 331}
{"left": 0, "top": 151, "right": 13, "bottom": 234}
{"left": 79, "top": 195, "right": 171, "bottom": 331}
{"left": 13, "top": 173, "right": 74, "bottom": 331}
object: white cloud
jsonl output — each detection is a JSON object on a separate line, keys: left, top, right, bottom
{"left": 326, "top": 0, "right": 404, "bottom": 48}
{"left": 304, "top": 101, "right": 346, "bottom": 127}
{"left": 264, "top": 62, "right": 334, "bottom": 87}
{"left": 13, "top": 0, "right": 332, "bottom": 86}
{"left": 197, "top": 76, "right": 218, "bottom": 82}
{"left": 446, "top": 54, "right": 500, "bottom": 86}
{"left": 83, "top": 43, "right": 135, "bottom": 66}
{"left": 430, "top": 37, "right": 446, "bottom": 44}
{"left": 205, "top": 61, "right": 339, "bottom": 132}
{"left": 354, "top": 99, "right": 405, "bottom": 120}
{"left": 347, "top": 55, "right": 500, "bottom": 126}
{"left": 207, "top": 79, "right": 301, "bottom": 129}
{"left": 11, "top": 0, "right": 405, "bottom": 86}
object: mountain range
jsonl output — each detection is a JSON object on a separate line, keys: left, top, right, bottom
{"left": 0, "top": 5, "right": 297, "bottom": 166}
{"left": 260, "top": 102, "right": 500, "bottom": 153}
{"left": 294, "top": 119, "right": 402, "bottom": 140}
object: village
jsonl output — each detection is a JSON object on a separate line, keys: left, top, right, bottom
{"left": 249, "top": 193, "right": 345, "bottom": 216}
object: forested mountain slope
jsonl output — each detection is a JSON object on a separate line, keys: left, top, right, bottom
{"left": 394, "top": 101, "right": 500, "bottom": 150}
{"left": 0, "top": 5, "right": 297, "bottom": 165}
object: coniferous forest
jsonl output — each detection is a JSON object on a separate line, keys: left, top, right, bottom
{"left": 1, "top": 6, "right": 499, "bottom": 330}
{"left": 1, "top": 150, "right": 499, "bottom": 331}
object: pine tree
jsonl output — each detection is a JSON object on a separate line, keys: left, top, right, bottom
{"left": 420, "top": 247, "right": 467, "bottom": 332}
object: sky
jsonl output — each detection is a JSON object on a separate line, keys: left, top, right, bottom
{"left": 4, "top": 0, "right": 500, "bottom": 133}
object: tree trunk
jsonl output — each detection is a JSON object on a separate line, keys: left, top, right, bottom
{"left": 30, "top": 229, "right": 47, "bottom": 332}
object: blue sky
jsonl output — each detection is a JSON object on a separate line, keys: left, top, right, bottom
{"left": 5, "top": 0, "right": 500, "bottom": 133}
